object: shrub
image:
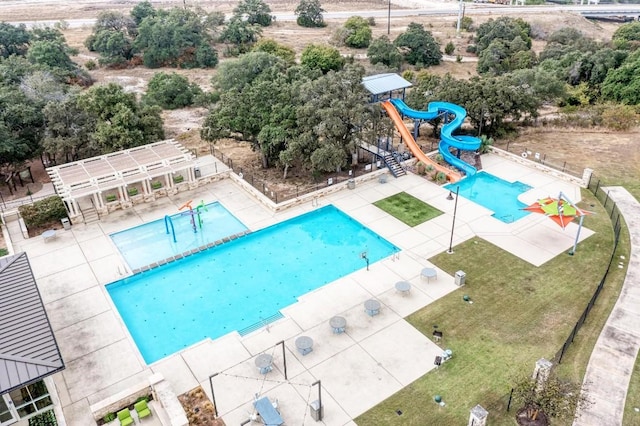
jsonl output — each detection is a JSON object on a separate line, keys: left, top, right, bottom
{"left": 85, "top": 59, "right": 97, "bottom": 70}
{"left": 435, "top": 171, "right": 447, "bottom": 183}
{"left": 127, "top": 187, "right": 139, "bottom": 196}
{"left": 29, "top": 410, "right": 57, "bottom": 426}
{"left": 445, "top": 41, "right": 455, "bottom": 55}
{"left": 0, "top": 248, "right": 8, "bottom": 256}
{"left": 103, "top": 412, "right": 116, "bottom": 423}
{"left": 402, "top": 70, "right": 415, "bottom": 82}
{"left": 601, "top": 104, "right": 638, "bottom": 131}
{"left": 456, "top": 54, "right": 462, "bottom": 62}
{"left": 173, "top": 175, "right": 184, "bottom": 183}
{"left": 106, "top": 194, "right": 117, "bottom": 202}
{"left": 19, "top": 196, "right": 67, "bottom": 228}
{"left": 151, "top": 181, "right": 162, "bottom": 190}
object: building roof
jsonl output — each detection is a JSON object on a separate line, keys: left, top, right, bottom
{"left": 362, "top": 73, "right": 413, "bottom": 96}
{"left": 46, "top": 139, "right": 195, "bottom": 201}
{"left": 0, "top": 253, "right": 64, "bottom": 394}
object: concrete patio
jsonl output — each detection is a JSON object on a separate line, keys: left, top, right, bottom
{"left": 3, "top": 153, "right": 593, "bottom": 425}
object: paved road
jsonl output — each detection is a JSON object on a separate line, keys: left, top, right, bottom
{"left": 9, "top": 3, "right": 640, "bottom": 28}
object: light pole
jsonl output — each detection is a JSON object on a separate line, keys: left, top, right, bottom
{"left": 456, "top": 0, "right": 464, "bottom": 34}
{"left": 387, "top": 0, "right": 391, "bottom": 35}
{"left": 447, "top": 186, "right": 460, "bottom": 254}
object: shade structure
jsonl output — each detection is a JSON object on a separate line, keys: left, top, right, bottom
{"left": 522, "top": 193, "right": 594, "bottom": 254}
{"left": 523, "top": 196, "right": 592, "bottom": 229}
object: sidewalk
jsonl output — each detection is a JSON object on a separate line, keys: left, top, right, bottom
{"left": 574, "top": 187, "right": 640, "bottom": 426}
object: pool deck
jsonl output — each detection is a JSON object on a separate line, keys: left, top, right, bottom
{"left": 5, "top": 153, "right": 594, "bottom": 425}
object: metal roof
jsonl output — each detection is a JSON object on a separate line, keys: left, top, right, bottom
{"left": 46, "top": 139, "right": 195, "bottom": 201}
{"left": 0, "top": 253, "right": 64, "bottom": 394}
{"left": 362, "top": 73, "right": 413, "bottom": 96}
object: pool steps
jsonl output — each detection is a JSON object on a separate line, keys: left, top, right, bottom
{"left": 129, "top": 230, "right": 252, "bottom": 275}
{"left": 238, "top": 312, "right": 285, "bottom": 336}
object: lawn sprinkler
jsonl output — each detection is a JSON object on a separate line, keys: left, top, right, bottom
{"left": 463, "top": 295, "right": 472, "bottom": 304}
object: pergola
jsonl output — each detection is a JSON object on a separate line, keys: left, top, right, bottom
{"left": 47, "top": 139, "right": 196, "bottom": 219}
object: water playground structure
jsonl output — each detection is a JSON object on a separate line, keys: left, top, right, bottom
{"left": 164, "top": 200, "right": 207, "bottom": 242}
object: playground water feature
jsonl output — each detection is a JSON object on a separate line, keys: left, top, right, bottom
{"left": 110, "top": 202, "right": 247, "bottom": 270}
{"left": 107, "top": 205, "right": 399, "bottom": 364}
{"left": 445, "top": 172, "right": 532, "bottom": 223}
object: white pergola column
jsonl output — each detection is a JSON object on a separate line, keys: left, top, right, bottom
{"left": 93, "top": 193, "right": 102, "bottom": 209}
{"left": 166, "top": 173, "right": 173, "bottom": 189}
{"left": 118, "top": 186, "right": 127, "bottom": 201}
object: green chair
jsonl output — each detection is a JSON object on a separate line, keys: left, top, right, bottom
{"left": 134, "top": 399, "right": 152, "bottom": 420}
{"left": 117, "top": 408, "right": 134, "bottom": 426}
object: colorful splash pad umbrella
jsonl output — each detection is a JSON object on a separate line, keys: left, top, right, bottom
{"left": 522, "top": 192, "right": 593, "bottom": 255}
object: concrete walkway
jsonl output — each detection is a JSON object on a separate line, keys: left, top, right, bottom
{"left": 574, "top": 187, "right": 640, "bottom": 426}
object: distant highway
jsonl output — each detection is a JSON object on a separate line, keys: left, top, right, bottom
{"left": 9, "top": 3, "right": 640, "bottom": 28}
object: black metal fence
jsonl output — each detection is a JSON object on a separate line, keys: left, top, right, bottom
{"left": 499, "top": 142, "right": 584, "bottom": 178}
{"left": 553, "top": 173, "right": 623, "bottom": 364}
{"left": 0, "top": 193, "right": 52, "bottom": 214}
{"left": 210, "top": 146, "right": 381, "bottom": 204}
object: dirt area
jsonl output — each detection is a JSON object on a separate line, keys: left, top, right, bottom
{"left": 178, "top": 387, "right": 223, "bottom": 426}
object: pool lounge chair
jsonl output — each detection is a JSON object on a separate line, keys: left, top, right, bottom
{"left": 135, "top": 399, "right": 152, "bottom": 420}
{"left": 253, "top": 396, "right": 284, "bottom": 425}
{"left": 117, "top": 408, "right": 134, "bottom": 426}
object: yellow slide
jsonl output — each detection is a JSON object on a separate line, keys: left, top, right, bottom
{"left": 381, "top": 100, "right": 461, "bottom": 182}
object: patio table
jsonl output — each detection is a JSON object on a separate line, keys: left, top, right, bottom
{"left": 421, "top": 267, "right": 437, "bottom": 283}
{"left": 41, "top": 229, "right": 56, "bottom": 242}
{"left": 295, "top": 336, "right": 314, "bottom": 356}
{"left": 254, "top": 354, "right": 273, "bottom": 374}
{"left": 329, "top": 316, "right": 346, "bottom": 334}
{"left": 364, "top": 299, "right": 381, "bottom": 316}
{"left": 395, "top": 281, "right": 411, "bottom": 295}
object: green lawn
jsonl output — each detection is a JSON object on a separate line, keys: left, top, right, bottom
{"left": 356, "top": 189, "right": 627, "bottom": 425}
{"left": 373, "top": 192, "right": 443, "bottom": 227}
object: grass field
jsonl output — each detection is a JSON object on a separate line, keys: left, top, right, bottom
{"left": 373, "top": 192, "right": 443, "bottom": 227}
{"left": 356, "top": 189, "right": 629, "bottom": 425}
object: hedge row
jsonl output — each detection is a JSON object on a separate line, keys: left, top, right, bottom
{"left": 19, "top": 196, "right": 67, "bottom": 228}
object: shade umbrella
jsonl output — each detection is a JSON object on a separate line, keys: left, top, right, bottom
{"left": 522, "top": 193, "right": 593, "bottom": 254}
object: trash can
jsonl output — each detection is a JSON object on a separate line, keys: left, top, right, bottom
{"left": 194, "top": 167, "right": 201, "bottom": 178}
{"left": 309, "top": 400, "right": 324, "bottom": 421}
{"left": 61, "top": 217, "right": 71, "bottom": 230}
{"left": 455, "top": 270, "right": 466, "bottom": 286}
{"left": 347, "top": 179, "right": 355, "bottom": 190}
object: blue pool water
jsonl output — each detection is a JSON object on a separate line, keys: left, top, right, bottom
{"left": 110, "top": 202, "right": 248, "bottom": 270}
{"left": 107, "top": 205, "right": 399, "bottom": 364}
{"left": 445, "top": 172, "right": 532, "bottom": 223}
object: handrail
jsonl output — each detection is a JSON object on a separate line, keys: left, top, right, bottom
{"left": 164, "top": 215, "right": 176, "bottom": 243}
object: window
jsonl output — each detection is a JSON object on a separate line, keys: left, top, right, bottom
{"left": 7, "top": 381, "right": 52, "bottom": 418}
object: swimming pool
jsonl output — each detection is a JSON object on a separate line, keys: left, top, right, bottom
{"left": 445, "top": 172, "right": 531, "bottom": 223}
{"left": 107, "top": 205, "right": 399, "bottom": 364}
{"left": 110, "top": 202, "right": 248, "bottom": 270}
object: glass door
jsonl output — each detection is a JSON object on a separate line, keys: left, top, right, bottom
{"left": 0, "top": 395, "right": 18, "bottom": 426}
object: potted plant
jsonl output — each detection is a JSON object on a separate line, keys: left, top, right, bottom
{"left": 173, "top": 175, "right": 184, "bottom": 184}
{"left": 106, "top": 194, "right": 117, "bottom": 202}
{"left": 151, "top": 181, "right": 162, "bottom": 190}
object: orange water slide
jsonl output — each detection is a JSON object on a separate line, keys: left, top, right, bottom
{"left": 381, "top": 100, "right": 461, "bottom": 182}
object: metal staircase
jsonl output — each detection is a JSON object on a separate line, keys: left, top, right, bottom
{"left": 383, "top": 154, "right": 406, "bottom": 178}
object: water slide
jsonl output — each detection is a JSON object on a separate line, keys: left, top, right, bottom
{"left": 381, "top": 101, "right": 462, "bottom": 182}
{"left": 385, "top": 98, "right": 482, "bottom": 178}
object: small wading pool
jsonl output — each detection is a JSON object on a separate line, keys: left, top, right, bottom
{"left": 110, "top": 202, "right": 247, "bottom": 270}
{"left": 107, "top": 205, "right": 399, "bottom": 364}
{"left": 445, "top": 171, "right": 532, "bottom": 223}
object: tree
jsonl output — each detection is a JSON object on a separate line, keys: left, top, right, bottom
{"left": 85, "top": 11, "right": 137, "bottom": 65}
{"left": 143, "top": 72, "right": 203, "bottom": 109}
{"left": 368, "top": 36, "right": 402, "bottom": 69}
{"left": 612, "top": 21, "right": 640, "bottom": 50}
{"left": 134, "top": 7, "right": 217, "bottom": 68}
{"left": 0, "top": 22, "right": 31, "bottom": 58}
{"left": 233, "top": 0, "right": 273, "bottom": 27}
{"left": 394, "top": 22, "right": 442, "bottom": 67}
{"left": 343, "top": 16, "right": 372, "bottom": 48}
{"left": 295, "top": 0, "right": 326, "bottom": 28}
{"left": 26, "top": 39, "right": 76, "bottom": 71}
{"left": 512, "top": 372, "right": 590, "bottom": 424}
{"left": 130, "top": 0, "right": 156, "bottom": 26}
{"left": 219, "top": 17, "right": 262, "bottom": 55}
{"left": 252, "top": 38, "right": 296, "bottom": 64}
{"left": 601, "top": 50, "right": 640, "bottom": 104}
{"left": 77, "top": 83, "right": 164, "bottom": 153}
{"left": 474, "top": 17, "right": 531, "bottom": 55}
{"left": 300, "top": 44, "right": 345, "bottom": 73}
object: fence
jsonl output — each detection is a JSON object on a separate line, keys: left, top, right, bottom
{"left": 0, "top": 193, "right": 53, "bottom": 215}
{"left": 210, "top": 146, "right": 380, "bottom": 204}
{"left": 553, "top": 173, "right": 623, "bottom": 364}
{"left": 500, "top": 142, "right": 584, "bottom": 178}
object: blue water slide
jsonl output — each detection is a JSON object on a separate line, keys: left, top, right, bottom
{"left": 389, "top": 98, "right": 481, "bottom": 177}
